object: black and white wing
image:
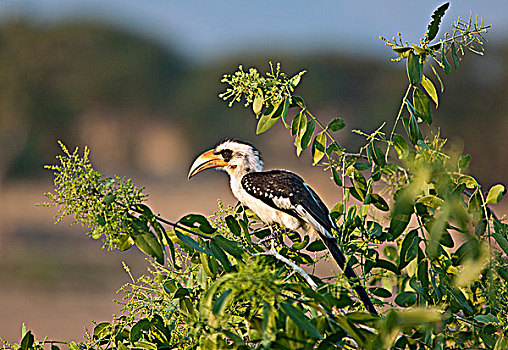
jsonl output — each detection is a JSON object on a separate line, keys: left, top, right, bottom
{"left": 241, "top": 170, "right": 336, "bottom": 237}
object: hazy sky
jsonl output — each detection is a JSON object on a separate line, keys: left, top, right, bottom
{"left": 1, "top": 1, "right": 507, "bottom": 63}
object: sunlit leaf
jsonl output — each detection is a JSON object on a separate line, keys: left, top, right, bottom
{"left": 252, "top": 89, "right": 263, "bottom": 115}
{"left": 132, "top": 230, "right": 164, "bottom": 264}
{"left": 312, "top": 132, "right": 327, "bottom": 164}
{"left": 256, "top": 100, "right": 283, "bottom": 134}
{"left": 486, "top": 184, "right": 506, "bottom": 204}
{"left": 393, "top": 134, "right": 409, "bottom": 159}
{"left": 413, "top": 87, "right": 433, "bottom": 125}
{"left": 421, "top": 75, "right": 438, "bottom": 107}
{"left": 291, "top": 110, "right": 306, "bottom": 136}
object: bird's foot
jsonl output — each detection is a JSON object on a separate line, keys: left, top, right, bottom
{"left": 257, "top": 227, "right": 291, "bottom": 246}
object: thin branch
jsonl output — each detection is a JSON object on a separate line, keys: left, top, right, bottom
{"left": 251, "top": 241, "right": 318, "bottom": 289}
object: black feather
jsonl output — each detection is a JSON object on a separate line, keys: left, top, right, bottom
{"left": 242, "top": 170, "right": 378, "bottom": 315}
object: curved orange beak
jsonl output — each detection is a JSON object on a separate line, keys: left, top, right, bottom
{"left": 188, "top": 149, "right": 229, "bottom": 179}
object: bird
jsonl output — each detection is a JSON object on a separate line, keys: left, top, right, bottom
{"left": 188, "top": 139, "right": 377, "bottom": 315}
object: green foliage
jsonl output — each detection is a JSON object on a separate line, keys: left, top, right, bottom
{"left": 6, "top": 3, "right": 508, "bottom": 350}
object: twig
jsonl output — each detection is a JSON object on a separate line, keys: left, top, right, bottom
{"left": 252, "top": 241, "right": 318, "bottom": 289}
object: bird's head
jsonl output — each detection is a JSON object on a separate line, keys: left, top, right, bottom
{"left": 188, "top": 139, "right": 263, "bottom": 179}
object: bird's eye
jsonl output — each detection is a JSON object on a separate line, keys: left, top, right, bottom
{"left": 220, "top": 149, "right": 233, "bottom": 161}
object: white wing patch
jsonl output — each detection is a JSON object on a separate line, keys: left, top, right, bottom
{"left": 295, "top": 204, "right": 334, "bottom": 238}
{"left": 272, "top": 196, "right": 292, "bottom": 209}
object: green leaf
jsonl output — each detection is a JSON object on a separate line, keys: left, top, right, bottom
{"left": 375, "top": 258, "right": 400, "bottom": 275}
{"left": 290, "top": 73, "right": 303, "bottom": 88}
{"left": 492, "top": 232, "right": 508, "bottom": 256}
{"left": 175, "top": 229, "right": 212, "bottom": 255}
{"left": 416, "top": 195, "right": 445, "bottom": 209}
{"left": 20, "top": 330, "right": 34, "bottom": 350}
{"left": 450, "top": 43, "right": 459, "bottom": 69}
{"left": 332, "top": 168, "right": 342, "bottom": 186}
{"left": 389, "top": 189, "right": 414, "bottom": 239}
{"left": 312, "top": 132, "right": 327, "bottom": 165}
{"left": 474, "top": 314, "right": 499, "bottom": 325}
{"left": 306, "top": 240, "right": 326, "bottom": 252}
{"left": 178, "top": 214, "right": 216, "bottom": 234}
{"left": 291, "top": 110, "right": 306, "bottom": 136}
{"left": 394, "top": 291, "right": 417, "bottom": 307}
{"left": 209, "top": 240, "right": 232, "bottom": 272}
{"left": 369, "top": 141, "right": 386, "bottom": 168}
{"left": 403, "top": 102, "right": 423, "bottom": 145}
{"left": 458, "top": 154, "right": 471, "bottom": 172}
{"left": 468, "top": 190, "right": 484, "bottom": 224}
{"left": 212, "top": 289, "right": 232, "bottom": 315}
{"left": 425, "top": 2, "right": 450, "bottom": 42}
{"left": 213, "top": 235, "right": 244, "bottom": 260}
{"left": 399, "top": 230, "right": 419, "bottom": 270}
{"left": 458, "top": 175, "right": 477, "bottom": 189}
{"left": 393, "top": 134, "right": 409, "bottom": 160}
{"left": 132, "top": 230, "right": 164, "bottom": 264}
{"left": 280, "top": 302, "right": 323, "bottom": 339}
{"left": 291, "top": 235, "right": 309, "bottom": 250}
{"left": 93, "top": 322, "right": 112, "bottom": 340}
{"left": 252, "top": 90, "right": 263, "bottom": 115}
{"left": 486, "top": 184, "right": 506, "bottom": 204}
{"left": 130, "top": 318, "right": 150, "bottom": 343}
{"left": 407, "top": 51, "right": 423, "bottom": 85}
{"left": 430, "top": 63, "right": 445, "bottom": 92}
{"left": 225, "top": 215, "right": 241, "bottom": 236}
{"left": 369, "top": 287, "right": 392, "bottom": 298}
{"left": 371, "top": 193, "right": 389, "bottom": 211}
{"left": 292, "top": 95, "right": 306, "bottom": 108}
{"left": 442, "top": 45, "right": 451, "bottom": 74}
{"left": 327, "top": 117, "right": 346, "bottom": 132}
{"left": 413, "top": 87, "right": 433, "bottom": 125}
{"left": 301, "top": 120, "right": 316, "bottom": 150}
{"left": 421, "top": 75, "right": 439, "bottom": 107}
{"left": 281, "top": 96, "right": 291, "bottom": 128}
{"left": 256, "top": 101, "right": 282, "bottom": 134}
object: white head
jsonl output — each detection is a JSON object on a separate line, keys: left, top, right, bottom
{"left": 188, "top": 139, "right": 263, "bottom": 179}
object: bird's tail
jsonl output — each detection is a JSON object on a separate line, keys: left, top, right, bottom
{"left": 321, "top": 236, "right": 378, "bottom": 315}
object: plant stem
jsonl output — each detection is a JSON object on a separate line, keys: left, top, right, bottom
{"left": 385, "top": 85, "right": 412, "bottom": 158}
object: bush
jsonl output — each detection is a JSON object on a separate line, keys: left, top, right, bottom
{"left": 3, "top": 3, "right": 508, "bottom": 349}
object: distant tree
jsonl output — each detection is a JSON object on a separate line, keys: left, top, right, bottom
{"left": 0, "top": 21, "right": 184, "bottom": 179}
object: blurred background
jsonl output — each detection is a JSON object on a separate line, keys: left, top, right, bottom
{"left": 1, "top": 0, "right": 507, "bottom": 343}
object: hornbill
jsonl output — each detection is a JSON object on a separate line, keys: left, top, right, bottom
{"left": 188, "top": 139, "right": 377, "bottom": 315}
